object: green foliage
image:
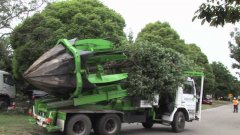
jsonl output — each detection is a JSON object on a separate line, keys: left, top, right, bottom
{"left": 10, "top": 0, "right": 126, "bottom": 80}
{"left": 0, "top": 0, "right": 51, "bottom": 38}
{"left": 203, "top": 64, "right": 215, "bottom": 95}
{"left": 0, "top": 38, "right": 12, "bottom": 72}
{"left": 186, "top": 43, "right": 215, "bottom": 95}
{"left": 211, "top": 61, "right": 236, "bottom": 98}
{"left": 193, "top": 0, "right": 240, "bottom": 26}
{"left": 135, "top": 21, "right": 215, "bottom": 95}
{"left": 229, "top": 28, "right": 240, "bottom": 73}
{"left": 123, "top": 42, "right": 193, "bottom": 100}
{"left": 136, "top": 21, "right": 188, "bottom": 55}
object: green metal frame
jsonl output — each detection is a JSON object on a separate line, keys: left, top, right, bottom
{"left": 57, "top": 39, "right": 82, "bottom": 98}
{"left": 32, "top": 38, "right": 139, "bottom": 133}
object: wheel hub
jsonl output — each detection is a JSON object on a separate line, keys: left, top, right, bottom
{"left": 105, "top": 119, "right": 117, "bottom": 133}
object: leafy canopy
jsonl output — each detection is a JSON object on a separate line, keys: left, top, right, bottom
{"left": 0, "top": 0, "right": 51, "bottom": 38}
{"left": 124, "top": 42, "right": 193, "bottom": 100}
{"left": 10, "top": 0, "right": 126, "bottom": 79}
{"left": 193, "top": 0, "right": 240, "bottom": 26}
{"left": 136, "top": 21, "right": 215, "bottom": 95}
{"left": 229, "top": 28, "right": 240, "bottom": 74}
{"left": 211, "top": 61, "right": 238, "bottom": 98}
{"left": 136, "top": 21, "right": 188, "bottom": 55}
{"left": 0, "top": 38, "right": 12, "bottom": 71}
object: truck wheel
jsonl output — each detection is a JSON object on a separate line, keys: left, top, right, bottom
{"left": 95, "top": 114, "right": 121, "bottom": 135}
{"left": 171, "top": 111, "right": 185, "bottom": 133}
{"left": 142, "top": 118, "right": 154, "bottom": 129}
{"left": 66, "top": 114, "right": 92, "bottom": 135}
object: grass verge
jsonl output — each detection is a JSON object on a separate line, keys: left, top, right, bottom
{"left": 202, "top": 100, "right": 230, "bottom": 110}
{"left": 0, "top": 113, "right": 46, "bottom": 135}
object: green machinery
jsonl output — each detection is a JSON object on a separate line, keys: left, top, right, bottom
{"left": 27, "top": 38, "right": 137, "bottom": 132}
{"left": 26, "top": 38, "right": 205, "bottom": 135}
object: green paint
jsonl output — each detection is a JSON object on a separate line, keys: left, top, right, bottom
{"left": 46, "top": 125, "right": 61, "bottom": 132}
{"left": 57, "top": 112, "right": 67, "bottom": 121}
{"left": 74, "top": 89, "right": 128, "bottom": 106}
{"left": 88, "top": 73, "right": 128, "bottom": 84}
{"left": 57, "top": 39, "right": 82, "bottom": 98}
{"left": 75, "top": 39, "right": 113, "bottom": 51}
{"left": 184, "top": 71, "right": 204, "bottom": 77}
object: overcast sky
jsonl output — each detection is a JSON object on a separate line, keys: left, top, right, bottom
{"left": 100, "top": 0, "right": 239, "bottom": 78}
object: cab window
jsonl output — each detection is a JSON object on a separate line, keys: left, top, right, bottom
{"left": 3, "top": 74, "right": 15, "bottom": 86}
{"left": 183, "top": 81, "right": 194, "bottom": 94}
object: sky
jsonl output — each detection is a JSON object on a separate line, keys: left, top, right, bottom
{"left": 100, "top": 0, "right": 239, "bottom": 78}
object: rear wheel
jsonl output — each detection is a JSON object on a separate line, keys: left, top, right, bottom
{"left": 94, "top": 114, "right": 121, "bottom": 135}
{"left": 171, "top": 111, "right": 185, "bottom": 132}
{"left": 66, "top": 114, "right": 92, "bottom": 135}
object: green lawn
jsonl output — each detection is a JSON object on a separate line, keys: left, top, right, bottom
{"left": 0, "top": 114, "right": 46, "bottom": 135}
{"left": 202, "top": 100, "right": 230, "bottom": 110}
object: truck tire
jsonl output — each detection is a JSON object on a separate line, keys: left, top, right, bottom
{"left": 66, "top": 114, "right": 92, "bottom": 135}
{"left": 94, "top": 114, "right": 121, "bottom": 135}
{"left": 171, "top": 111, "right": 185, "bottom": 133}
{"left": 142, "top": 118, "right": 154, "bottom": 129}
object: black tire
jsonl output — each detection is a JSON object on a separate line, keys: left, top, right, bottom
{"left": 94, "top": 114, "right": 121, "bottom": 135}
{"left": 171, "top": 111, "right": 185, "bottom": 133}
{"left": 66, "top": 114, "right": 92, "bottom": 135}
{"left": 142, "top": 118, "right": 154, "bottom": 129}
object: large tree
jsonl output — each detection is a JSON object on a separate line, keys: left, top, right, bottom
{"left": 193, "top": 0, "right": 240, "bottom": 26}
{"left": 10, "top": 0, "right": 126, "bottom": 80}
{"left": 124, "top": 42, "right": 193, "bottom": 100}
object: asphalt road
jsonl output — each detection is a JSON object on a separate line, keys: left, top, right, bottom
{"left": 50, "top": 104, "right": 240, "bottom": 135}
{"left": 119, "top": 104, "right": 240, "bottom": 135}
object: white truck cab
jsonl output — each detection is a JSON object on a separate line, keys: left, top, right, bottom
{"left": 160, "top": 76, "right": 204, "bottom": 132}
{"left": 0, "top": 70, "right": 16, "bottom": 109}
{"left": 141, "top": 76, "right": 204, "bottom": 132}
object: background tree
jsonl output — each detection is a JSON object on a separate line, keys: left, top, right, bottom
{"left": 10, "top": 0, "right": 126, "bottom": 80}
{"left": 193, "top": 0, "right": 240, "bottom": 26}
{"left": 211, "top": 61, "right": 236, "bottom": 99}
{"left": 0, "top": 38, "right": 12, "bottom": 71}
{"left": 136, "top": 21, "right": 215, "bottom": 95}
{"left": 0, "top": 0, "right": 52, "bottom": 38}
{"left": 136, "top": 22, "right": 188, "bottom": 55}
{"left": 0, "top": 0, "right": 52, "bottom": 73}
{"left": 229, "top": 28, "right": 240, "bottom": 75}
{"left": 186, "top": 44, "right": 215, "bottom": 95}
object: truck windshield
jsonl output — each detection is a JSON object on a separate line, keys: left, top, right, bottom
{"left": 3, "top": 74, "right": 15, "bottom": 86}
{"left": 183, "top": 81, "right": 194, "bottom": 94}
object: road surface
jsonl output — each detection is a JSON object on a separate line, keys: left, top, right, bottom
{"left": 50, "top": 104, "right": 240, "bottom": 135}
{"left": 119, "top": 104, "right": 240, "bottom": 135}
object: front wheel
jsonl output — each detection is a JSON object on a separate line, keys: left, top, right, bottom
{"left": 66, "top": 114, "right": 92, "bottom": 135}
{"left": 94, "top": 114, "right": 121, "bottom": 135}
{"left": 171, "top": 111, "right": 185, "bottom": 132}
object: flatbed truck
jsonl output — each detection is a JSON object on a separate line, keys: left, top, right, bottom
{"left": 26, "top": 39, "right": 204, "bottom": 135}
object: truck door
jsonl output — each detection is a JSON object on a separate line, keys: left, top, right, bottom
{"left": 182, "top": 80, "right": 196, "bottom": 120}
{"left": 2, "top": 74, "right": 15, "bottom": 98}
